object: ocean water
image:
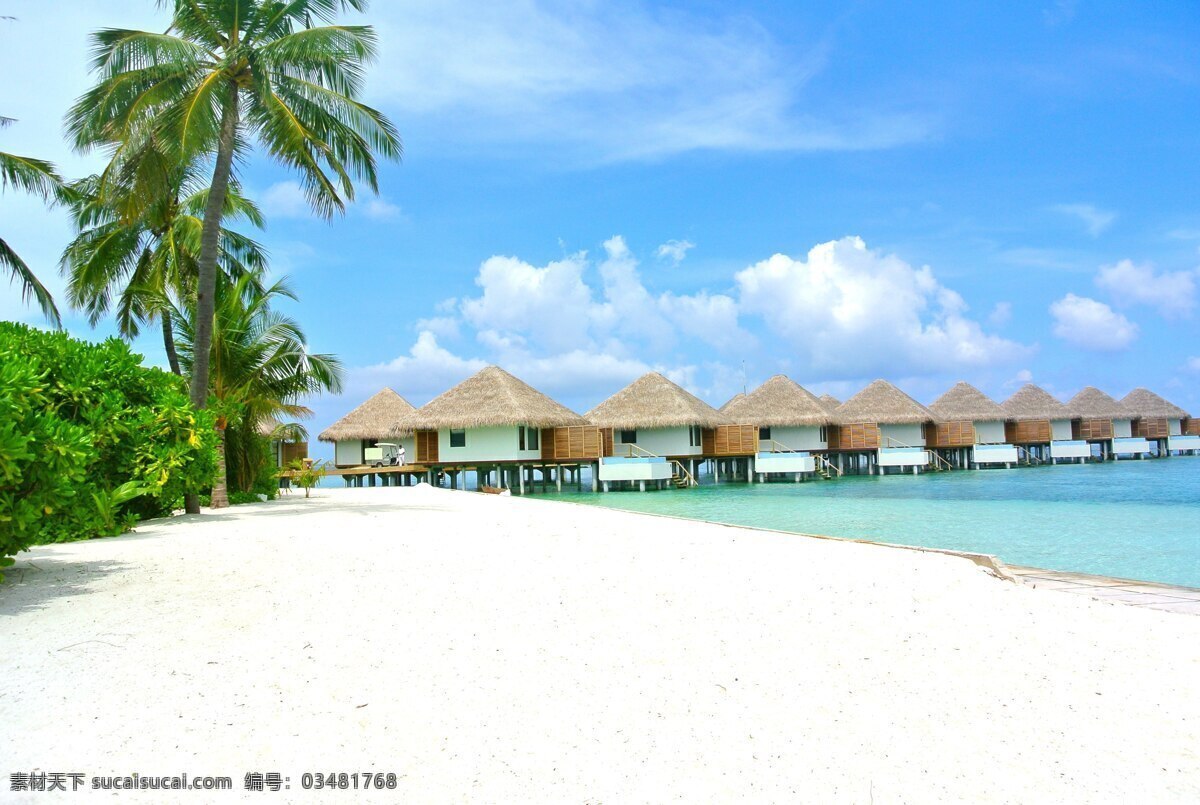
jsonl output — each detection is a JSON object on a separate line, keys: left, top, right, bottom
{"left": 544, "top": 458, "right": 1200, "bottom": 587}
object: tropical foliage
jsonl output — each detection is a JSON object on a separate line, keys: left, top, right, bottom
{"left": 61, "top": 143, "right": 269, "bottom": 375}
{"left": 173, "top": 272, "right": 343, "bottom": 507}
{"left": 0, "top": 322, "right": 218, "bottom": 576}
{"left": 1, "top": 116, "right": 63, "bottom": 326}
{"left": 67, "top": 0, "right": 401, "bottom": 426}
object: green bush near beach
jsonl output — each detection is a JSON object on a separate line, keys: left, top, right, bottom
{"left": 0, "top": 323, "right": 217, "bottom": 575}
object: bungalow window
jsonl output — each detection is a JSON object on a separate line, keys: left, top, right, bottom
{"left": 759, "top": 427, "right": 771, "bottom": 441}
{"left": 449, "top": 429, "right": 466, "bottom": 448}
{"left": 361, "top": 438, "right": 378, "bottom": 461}
{"left": 689, "top": 425, "right": 702, "bottom": 447}
{"left": 519, "top": 426, "right": 539, "bottom": 451}
{"left": 820, "top": 426, "right": 828, "bottom": 442}
{"left": 619, "top": 429, "right": 637, "bottom": 444}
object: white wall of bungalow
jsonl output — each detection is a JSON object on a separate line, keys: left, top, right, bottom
{"left": 756, "top": 425, "right": 827, "bottom": 452}
{"left": 436, "top": 425, "right": 545, "bottom": 464}
{"left": 614, "top": 426, "right": 703, "bottom": 458}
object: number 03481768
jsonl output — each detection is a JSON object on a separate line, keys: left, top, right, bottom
{"left": 300, "top": 772, "right": 398, "bottom": 790}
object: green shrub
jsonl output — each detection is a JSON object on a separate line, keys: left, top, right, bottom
{"left": 0, "top": 323, "right": 217, "bottom": 575}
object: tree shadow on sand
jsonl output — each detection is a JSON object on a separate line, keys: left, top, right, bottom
{"left": 0, "top": 557, "right": 131, "bottom": 619}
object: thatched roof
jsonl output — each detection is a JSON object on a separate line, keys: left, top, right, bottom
{"left": 390, "top": 367, "right": 584, "bottom": 435}
{"left": 834, "top": 380, "right": 934, "bottom": 425}
{"left": 318, "top": 388, "right": 415, "bottom": 442}
{"left": 929, "top": 382, "right": 1006, "bottom": 423}
{"left": 723, "top": 375, "right": 830, "bottom": 427}
{"left": 1120, "top": 388, "right": 1190, "bottom": 420}
{"left": 719, "top": 392, "right": 747, "bottom": 412}
{"left": 1065, "top": 386, "right": 1131, "bottom": 420}
{"left": 1001, "top": 384, "right": 1069, "bottom": 421}
{"left": 818, "top": 394, "right": 841, "bottom": 413}
{"left": 585, "top": 372, "right": 726, "bottom": 429}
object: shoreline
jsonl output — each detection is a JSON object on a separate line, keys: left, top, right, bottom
{"left": 4, "top": 485, "right": 1200, "bottom": 801}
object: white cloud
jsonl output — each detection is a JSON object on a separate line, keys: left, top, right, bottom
{"left": 735, "top": 237, "right": 1029, "bottom": 378}
{"left": 1004, "top": 368, "right": 1035, "bottom": 389}
{"left": 369, "top": 1, "right": 934, "bottom": 161}
{"left": 460, "top": 253, "right": 595, "bottom": 353}
{"left": 1049, "top": 293, "right": 1138, "bottom": 351}
{"left": 362, "top": 198, "right": 404, "bottom": 221}
{"left": 353, "top": 330, "right": 487, "bottom": 403}
{"left": 1186, "top": 357, "right": 1200, "bottom": 373}
{"left": 1051, "top": 203, "right": 1116, "bottom": 236}
{"left": 260, "top": 181, "right": 309, "bottom": 219}
{"left": 988, "top": 301, "right": 1013, "bottom": 326}
{"left": 656, "top": 239, "right": 695, "bottom": 265}
{"left": 1095, "top": 259, "right": 1196, "bottom": 318}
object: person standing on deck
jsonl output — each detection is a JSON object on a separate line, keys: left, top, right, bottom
{"left": 398, "top": 445, "right": 406, "bottom": 466}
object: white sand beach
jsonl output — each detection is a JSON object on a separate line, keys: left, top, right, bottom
{"left": 3, "top": 484, "right": 1200, "bottom": 803}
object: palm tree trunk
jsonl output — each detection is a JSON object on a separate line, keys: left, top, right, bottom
{"left": 161, "top": 313, "right": 182, "bottom": 376}
{"left": 184, "top": 85, "right": 240, "bottom": 515}
{"left": 212, "top": 422, "right": 229, "bottom": 509}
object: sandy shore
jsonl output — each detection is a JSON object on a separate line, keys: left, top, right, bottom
{"left": 3, "top": 485, "right": 1199, "bottom": 803}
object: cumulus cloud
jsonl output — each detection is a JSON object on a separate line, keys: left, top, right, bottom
{"left": 1095, "top": 259, "right": 1196, "bottom": 318}
{"left": 1049, "top": 293, "right": 1138, "bottom": 351}
{"left": 656, "top": 239, "right": 695, "bottom": 265}
{"left": 735, "top": 237, "right": 1029, "bottom": 378}
{"left": 461, "top": 253, "right": 595, "bottom": 353}
{"left": 1051, "top": 203, "right": 1116, "bottom": 236}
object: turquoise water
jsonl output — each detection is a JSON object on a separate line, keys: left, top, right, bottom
{"left": 544, "top": 459, "right": 1200, "bottom": 587}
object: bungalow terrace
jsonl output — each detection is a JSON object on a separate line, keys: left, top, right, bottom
{"left": 318, "top": 388, "right": 415, "bottom": 470}
{"left": 585, "top": 372, "right": 729, "bottom": 490}
{"left": 1000, "top": 384, "right": 1085, "bottom": 463}
{"left": 1065, "top": 387, "right": 1139, "bottom": 459}
{"left": 830, "top": 380, "right": 936, "bottom": 474}
{"left": 1120, "top": 388, "right": 1198, "bottom": 455}
{"left": 389, "top": 366, "right": 599, "bottom": 493}
{"left": 722, "top": 375, "right": 832, "bottom": 480}
{"left": 927, "top": 382, "right": 1017, "bottom": 469}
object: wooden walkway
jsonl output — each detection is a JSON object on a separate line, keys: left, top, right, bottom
{"left": 1009, "top": 565, "right": 1200, "bottom": 616}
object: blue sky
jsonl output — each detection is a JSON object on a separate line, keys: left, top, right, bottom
{"left": 3, "top": 0, "right": 1199, "bottom": 458}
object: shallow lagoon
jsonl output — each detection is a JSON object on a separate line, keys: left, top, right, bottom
{"left": 546, "top": 458, "right": 1200, "bottom": 587}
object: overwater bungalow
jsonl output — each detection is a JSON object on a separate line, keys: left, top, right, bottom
{"left": 389, "top": 366, "right": 599, "bottom": 493}
{"left": 1000, "top": 383, "right": 1085, "bottom": 464}
{"left": 319, "top": 388, "right": 415, "bottom": 469}
{"left": 927, "top": 382, "right": 1018, "bottom": 468}
{"left": 818, "top": 394, "right": 841, "bottom": 414}
{"left": 722, "top": 375, "right": 832, "bottom": 480}
{"left": 586, "top": 372, "right": 729, "bottom": 490}
{"left": 1065, "top": 387, "right": 1139, "bottom": 459}
{"left": 830, "top": 380, "right": 936, "bottom": 474}
{"left": 1120, "top": 388, "right": 1197, "bottom": 455}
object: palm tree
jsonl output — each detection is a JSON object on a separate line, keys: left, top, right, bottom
{"left": 61, "top": 142, "right": 268, "bottom": 375}
{"left": 172, "top": 271, "right": 343, "bottom": 508}
{"left": 1, "top": 116, "right": 63, "bottom": 326}
{"left": 67, "top": 0, "right": 400, "bottom": 422}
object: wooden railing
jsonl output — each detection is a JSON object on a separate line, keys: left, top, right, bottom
{"left": 618, "top": 443, "right": 658, "bottom": 458}
{"left": 814, "top": 454, "right": 842, "bottom": 477}
{"left": 669, "top": 460, "right": 697, "bottom": 487}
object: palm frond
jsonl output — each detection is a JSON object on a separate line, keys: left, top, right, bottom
{"left": 1, "top": 236, "right": 62, "bottom": 327}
